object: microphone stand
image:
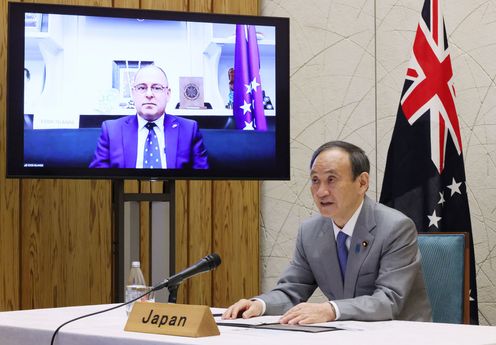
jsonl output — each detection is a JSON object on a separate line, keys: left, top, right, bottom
{"left": 152, "top": 279, "right": 179, "bottom": 303}
{"left": 167, "top": 284, "right": 179, "bottom": 303}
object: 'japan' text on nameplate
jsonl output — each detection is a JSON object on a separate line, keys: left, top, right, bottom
{"left": 124, "top": 302, "right": 220, "bottom": 338}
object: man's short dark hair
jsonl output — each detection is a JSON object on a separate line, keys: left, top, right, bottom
{"left": 310, "top": 141, "right": 370, "bottom": 180}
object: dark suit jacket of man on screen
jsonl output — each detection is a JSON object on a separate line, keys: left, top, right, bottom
{"left": 89, "top": 114, "right": 209, "bottom": 169}
{"left": 257, "top": 195, "right": 432, "bottom": 321}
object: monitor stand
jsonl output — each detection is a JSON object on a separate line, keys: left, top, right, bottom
{"left": 112, "top": 179, "right": 175, "bottom": 303}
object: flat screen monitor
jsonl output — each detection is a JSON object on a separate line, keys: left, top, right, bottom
{"left": 7, "top": 2, "right": 290, "bottom": 180}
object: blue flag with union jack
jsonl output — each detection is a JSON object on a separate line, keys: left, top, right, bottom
{"left": 379, "top": 0, "right": 479, "bottom": 323}
{"left": 233, "top": 24, "right": 267, "bottom": 131}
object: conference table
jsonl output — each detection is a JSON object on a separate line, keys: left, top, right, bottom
{"left": 0, "top": 304, "right": 494, "bottom": 345}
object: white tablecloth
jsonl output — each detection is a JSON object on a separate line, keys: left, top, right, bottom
{"left": 0, "top": 304, "right": 494, "bottom": 345}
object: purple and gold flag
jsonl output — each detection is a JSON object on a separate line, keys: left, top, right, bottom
{"left": 233, "top": 24, "right": 267, "bottom": 131}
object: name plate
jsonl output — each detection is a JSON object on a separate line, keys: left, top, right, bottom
{"left": 124, "top": 302, "right": 220, "bottom": 338}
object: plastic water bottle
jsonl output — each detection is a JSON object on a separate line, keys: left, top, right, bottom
{"left": 125, "top": 261, "right": 146, "bottom": 315}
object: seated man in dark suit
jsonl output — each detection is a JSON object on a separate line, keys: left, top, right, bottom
{"left": 223, "top": 141, "right": 431, "bottom": 323}
{"left": 89, "top": 64, "right": 208, "bottom": 169}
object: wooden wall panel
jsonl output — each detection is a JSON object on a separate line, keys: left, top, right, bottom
{"left": 183, "top": 180, "right": 213, "bottom": 305}
{"left": 141, "top": 0, "right": 188, "bottom": 11}
{"left": 20, "top": 180, "right": 112, "bottom": 309}
{"left": 174, "top": 180, "right": 189, "bottom": 299}
{"left": 113, "top": 0, "right": 139, "bottom": 8}
{"left": 139, "top": 200, "right": 151, "bottom": 283}
{"left": 213, "top": 0, "right": 259, "bottom": 14}
{"left": 0, "top": 0, "right": 20, "bottom": 312}
{"left": 212, "top": 181, "right": 259, "bottom": 307}
{"left": 189, "top": 0, "right": 213, "bottom": 12}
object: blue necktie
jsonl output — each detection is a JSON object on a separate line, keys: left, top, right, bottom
{"left": 337, "top": 231, "right": 349, "bottom": 281}
{"left": 143, "top": 122, "right": 162, "bottom": 169}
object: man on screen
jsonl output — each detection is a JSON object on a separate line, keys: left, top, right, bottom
{"left": 222, "top": 141, "right": 431, "bottom": 323}
{"left": 89, "top": 65, "right": 208, "bottom": 169}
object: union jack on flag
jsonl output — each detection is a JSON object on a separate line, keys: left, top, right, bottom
{"left": 380, "top": 0, "right": 479, "bottom": 323}
{"left": 400, "top": 0, "right": 462, "bottom": 173}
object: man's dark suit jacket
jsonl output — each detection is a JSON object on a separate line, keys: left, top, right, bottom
{"left": 257, "top": 195, "right": 432, "bottom": 321}
{"left": 89, "top": 114, "right": 208, "bottom": 169}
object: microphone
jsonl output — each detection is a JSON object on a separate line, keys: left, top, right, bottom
{"left": 155, "top": 253, "right": 221, "bottom": 290}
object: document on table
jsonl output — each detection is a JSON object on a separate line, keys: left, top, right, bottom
{"left": 215, "top": 315, "right": 344, "bottom": 333}
{"left": 215, "top": 315, "right": 281, "bottom": 326}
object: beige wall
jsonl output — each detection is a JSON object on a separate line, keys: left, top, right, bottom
{"left": 261, "top": 0, "right": 496, "bottom": 325}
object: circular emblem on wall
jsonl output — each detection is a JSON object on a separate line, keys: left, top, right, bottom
{"left": 184, "top": 83, "right": 200, "bottom": 100}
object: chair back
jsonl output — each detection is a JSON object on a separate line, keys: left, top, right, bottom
{"left": 417, "top": 232, "right": 470, "bottom": 324}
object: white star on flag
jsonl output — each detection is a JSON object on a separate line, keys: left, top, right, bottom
{"left": 240, "top": 100, "right": 252, "bottom": 115}
{"left": 245, "top": 83, "right": 252, "bottom": 94}
{"left": 250, "top": 77, "right": 260, "bottom": 92}
{"left": 427, "top": 210, "right": 442, "bottom": 228}
{"left": 243, "top": 121, "right": 255, "bottom": 130}
{"left": 438, "top": 192, "right": 445, "bottom": 205}
{"left": 447, "top": 177, "right": 462, "bottom": 196}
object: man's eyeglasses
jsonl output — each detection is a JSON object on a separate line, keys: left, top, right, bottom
{"left": 133, "top": 84, "right": 168, "bottom": 95}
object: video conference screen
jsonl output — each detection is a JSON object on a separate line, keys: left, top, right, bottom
{"left": 7, "top": 2, "right": 290, "bottom": 180}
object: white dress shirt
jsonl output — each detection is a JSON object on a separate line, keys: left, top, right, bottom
{"left": 135, "top": 114, "right": 167, "bottom": 169}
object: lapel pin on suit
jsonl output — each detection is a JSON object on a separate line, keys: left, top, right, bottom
{"left": 172, "top": 123, "right": 178, "bottom": 128}
{"left": 355, "top": 241, "right": 369, "bottom": 253}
